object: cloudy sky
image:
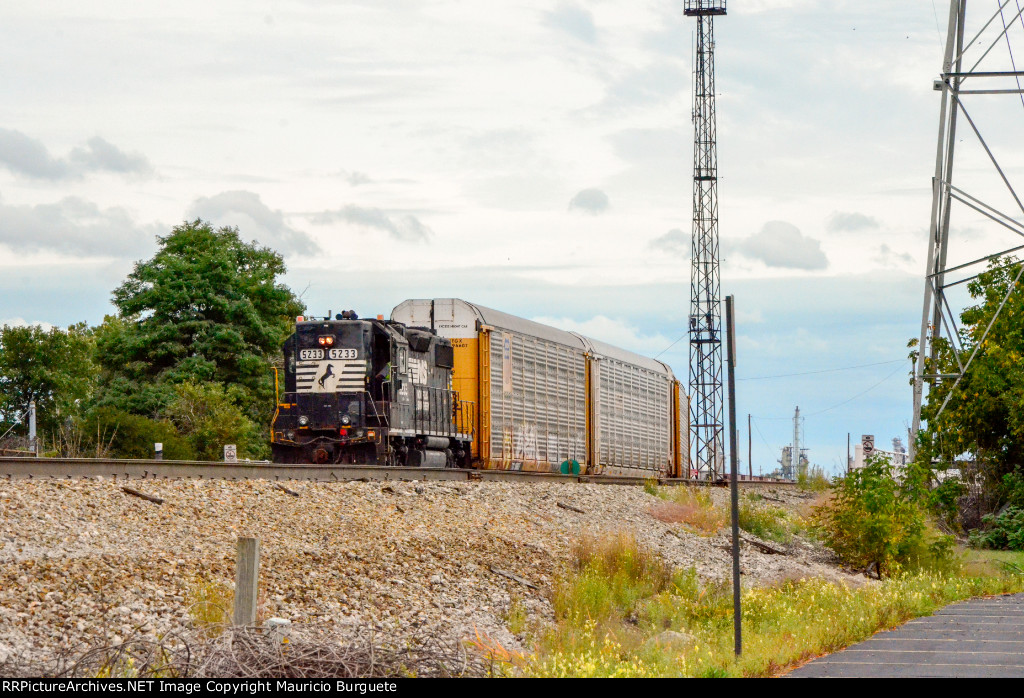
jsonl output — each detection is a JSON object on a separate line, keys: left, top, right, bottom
{"left": 2, "top": 1, "right": 1022, "bottom": 474}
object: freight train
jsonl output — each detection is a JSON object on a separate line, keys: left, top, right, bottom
{"left": 271, "top": 298, "right": 690, "bottom": 478}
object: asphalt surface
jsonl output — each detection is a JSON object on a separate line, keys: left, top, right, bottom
{"left": 787, "top": 593, "right": 1024, "bottom": 678}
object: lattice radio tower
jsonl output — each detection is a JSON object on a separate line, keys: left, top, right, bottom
{"left": 911, "top": 0, "right": 1024, "bottom": 456}
{"left": 686, "top": 0, "right": 726, "bottom": 479}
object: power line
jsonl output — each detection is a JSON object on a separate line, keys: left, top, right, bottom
{"left": 803, "top": 360, "right": 908, "bottom": 416}
{"left": 653, "top": 333, "right": 687, "bottom": 360}
{"left": 737, "top": 358, "right": 905, "bottom": 382}
{"left": 750, "top": 418, "right": 777, "bottom": 467}
{"left": 751, "top": 360, "right": 911, "bottom": 421}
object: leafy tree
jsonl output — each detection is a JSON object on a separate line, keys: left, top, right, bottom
{"left": 95, "top": 220, "right": 304, "bottom": 424}
{"left": 0, "top": 323, "right": 96, "bottom": 437}
{"left": 912, "top": 257, "right": 1024, "bottom": 529}
{"left": 165, "top": 381, "right": 263, "bottom": 460}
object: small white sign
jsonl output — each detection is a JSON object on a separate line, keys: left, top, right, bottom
{"left": 224, "top": 444, "right": 238, "bottom": 463}
{"left": 861, "top": 434, "right": 875, "bottom": 456}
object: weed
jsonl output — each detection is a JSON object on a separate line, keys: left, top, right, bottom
{"left": 798, "top": 465, "right": 830, "bottom": 492}
{"left": 186, "top": 575, "right": 233, "bottom": 636}
{"left": 648, "top": 487, "right": 726, "bottom": 535}
{"left": 738, "top": 504, "right": 793, "bottom": 543}
{"left": 643, "top": 479, "right": 660, "bottom": 497}
{"left": 504, "top": 596, "right": 529, "bottom": 635}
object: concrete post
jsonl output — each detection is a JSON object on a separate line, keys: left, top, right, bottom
{"left": 28, "top": 401, "right": 37, "bottom": 456}
{"left": 233, "top": 537, "right": 260, "bottom": 626}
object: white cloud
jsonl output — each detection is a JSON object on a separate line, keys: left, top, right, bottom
{"left": 827, "top": 211, "right": 880, "bottom": 232}
{"left": 544, "top": 3, "right": 598, "bottom": 44}
{"left": 69, "top": 136, "right": 152, "bottom": 176}
{"left": 0, "top": 196, "right": 160, "bottom": 257}
{"left": 530, "top": 314, "right": 672, "bottom": 357}
{"left": 736, "top": 221, "right": 829, "bottom": 271}
{"left": 649, "top": 228, "right": 688, "bottom": 258}
{"left": 188, "top": 191, "right": 319, "bottom": 255}
{"left": 310, "top": 205, "right": 432, "bottom": 242}
{"left": 0, "top": 318, "right": 56, "bottom": 331}
{"left": 568, "top": 188, "right": 610, "bottom": 215}
{"left": 0, "top": 129, "right": 151, "bottom": 179}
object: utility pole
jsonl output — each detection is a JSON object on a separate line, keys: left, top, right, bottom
{"left": 685, "top": 0, "right": 726, "bottom": 480}
{"left": 748, "top": 413, "right": 752, "bottom": 479}
{"left": 793, "top": 406, "right": 800, "bottom": 480}
{"left": 911, "top": 0, "right": 1024, "bottom": 457}
{"left": 725, "top": 295, "right": 741, "bottom": 657}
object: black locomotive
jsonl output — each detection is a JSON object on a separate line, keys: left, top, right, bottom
{"left": 270, "top": 311, "right": 473, "bottom": 466}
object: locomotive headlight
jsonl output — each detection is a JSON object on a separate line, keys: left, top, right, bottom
{"left": 285, "top": 430, "right": 295, "bottom": 440}
{"left": 341, "top": 415, "right": 351, "bottom": 426}
{"left": 298, "top": 415, "right": 309, "bottom": 426}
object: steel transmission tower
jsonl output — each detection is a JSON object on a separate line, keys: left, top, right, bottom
{"left": 686, "top": 0, "right": 726, "bottom": 479}
{"left": 911, "top": 0, "right": 1024, "bottom": 457}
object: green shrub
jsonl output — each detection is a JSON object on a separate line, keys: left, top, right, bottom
{"left": 798, "top": 465, "right": 830, "bottom": 492}
{"left": 970, "top": 506, "right": 1024, "bottom": 551}
{"left": 165, "top": 381, "right": 265, "bottom": 460}
{"left": 812, "top": 456, "right": 952, "bottom": 577}
{"left": 81, "top": 407, "right": 195, "bottom": 460}
{"left": 739, "top": 504, "right": 793, "bottom": 543}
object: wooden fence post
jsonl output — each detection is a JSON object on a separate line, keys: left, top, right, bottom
{"left": 233, "top": 537, "right": 260, "bottom": 626}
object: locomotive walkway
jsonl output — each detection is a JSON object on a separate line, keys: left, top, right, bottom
{"left": 787, "top": 593, "right": 1024, "bottom": 677}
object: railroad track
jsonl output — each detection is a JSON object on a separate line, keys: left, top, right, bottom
{"left": 0, "top": 457, "right": 793, "bottom": 487}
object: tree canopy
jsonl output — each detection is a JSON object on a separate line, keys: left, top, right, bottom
{"left": 96, "top": 219, "right": 304, "bottom": 423}
{"left": 914, "top": 257, "right": 1024, "bottom": 522}
{"left": 0, "top": 323, "right": 96, "bottom": 438}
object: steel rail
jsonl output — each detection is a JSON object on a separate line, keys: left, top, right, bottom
{"left": 0, "top": 457, "right": 793, "bottom": 487}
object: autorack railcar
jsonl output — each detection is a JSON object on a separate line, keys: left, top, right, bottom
{"left": 392, "top": 299, "right": 688, "bottom": 478}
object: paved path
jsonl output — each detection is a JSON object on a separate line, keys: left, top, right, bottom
{"left": 787, "top": 593, "right": 1024, "bottom": 677}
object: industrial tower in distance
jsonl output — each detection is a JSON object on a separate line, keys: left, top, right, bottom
{"left": 685, "top": 0, "right": 726, "bottom": 479}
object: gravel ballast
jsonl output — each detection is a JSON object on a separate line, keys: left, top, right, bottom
{"left": 0, "top": 478, "right": 859, "bottom": 665}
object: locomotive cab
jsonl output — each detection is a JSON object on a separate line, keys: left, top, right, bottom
{"left": 271, "top": 313, "right": 473, "bottom": 467}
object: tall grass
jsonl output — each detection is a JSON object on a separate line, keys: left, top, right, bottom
{"left": 647, "top": 486, "right": 727, "bottom": 535}
{"left": 737, "top": 503, "right": 807, "bottom": 543}
{"left": 186, "top": 575, "right": 233, "bottom": 637}
{"left": 527, "top": 536, "right": 1024, "bottom": 677}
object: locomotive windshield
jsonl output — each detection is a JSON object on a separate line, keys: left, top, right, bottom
{"left": 296, "top": 323, "right": 369, "bottom": 353}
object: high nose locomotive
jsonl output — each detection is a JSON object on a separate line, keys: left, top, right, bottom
{"left": 270, "top": 311, "right": 474, "bottom": 466}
